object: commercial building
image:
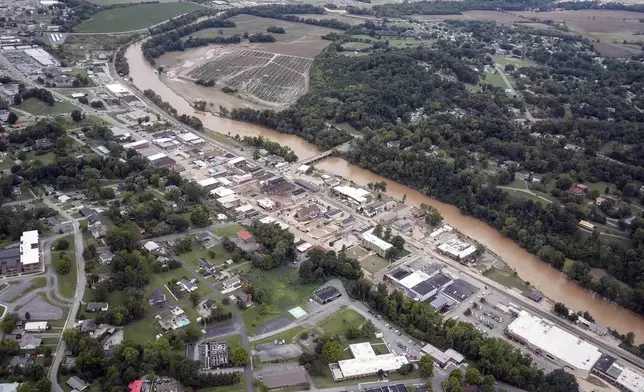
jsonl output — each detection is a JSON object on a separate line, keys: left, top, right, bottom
{"left": 592, "top": 354, "right": 644, "bottom": 392}
{"left": 197, "top": 178, "right": 219, "bottom": 192}
{"left": 437, "top": 239, "right": 477, "bottom": 261}
{"left": 333, "top": 185, "right": 371, "bottom": 205}
{"left": 261, "top": 367, "right": 310, "bottom": 390}
{"left": 330, "top": 342, "right": 409, "bottom": 381}
{"left": 20, "top": 230, "right": 40, "bottom": 273}
{"left": 360, "top": 228, "right": 393, "bottom": 257}
{"left": 311, "top": 285, "right": 341, "bottom": 304}
{"left": 257, "top": 198, "right": 274, "bottom": 210}
{"left": 0, "top": 246, "right": 20, "bottom": 275}
{"left": 421, "top": 343, "right": 465, "bottom": 368}
{"left": 200, "top": 341, "right": 229, "bottom": 369}
{"left": 24, "top": 47, "right": 57, "bottom": 66}
{"left": 24, "top": 322, "right": 48, "bottom": 332}
{"left": 123, "top": 140, "right": 149, "bottom": 149}
{"left": 386, "top": 268, "right": 453, "bottom": 302}
{"left": 506, "top": 310, "right": 602, "bottom": 375}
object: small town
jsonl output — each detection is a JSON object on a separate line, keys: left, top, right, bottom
{"left": 0, "top": 0, "right": 644, "bottom": 391}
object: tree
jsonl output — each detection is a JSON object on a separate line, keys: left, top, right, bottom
{"left": 465, "top": 368, "right": 481, "bottom": 385}
{"left": 624, "top": 331, "right": 636, "bottom": 346}
{"left": 538, "top": 369, "right": 579, "bottom": 392}
{"left": 55, "top": 253, "right": 71, "bottom": 275}
{"left": 7, "top": 112, "right": 18, "bottom": 125}
{"left": 419, "top": 355, "right": 434, "bottom": 378}
{"left": 231, "top": 348, "right": 249, "bottom": 366}
{"left": 71, "top": 110, "right": 82, "bottom": 122}
{"left": 345, "top": 325, "right": 361, "bottom": 340}
{"left": 361, "top": 320, "right": 376, "bottom": 337}
{"left": 13, "top": 93, "right": 21, "bottom": 105}
{"left": 322, "top": 341, "right": 343, "bottom": 363}
{"left": 55, "top": 238, "right": 70, "bottom": 250}
{"left": 62, "top": 328, "right": 78, "bottom": 344}
{"left": 190, "top": 205, "right": 211, "bottom": 227}
{"left": 1, "top": 313, "right": 18, "bottom": 333}
{"left": 190, "top": 292, "right": 200, "bottom": 307}
{"left": 25, "top": 311, "right": 31, "bottom": 320}
{"left": 554, "top": 302, "right": 569, "bottom": 317}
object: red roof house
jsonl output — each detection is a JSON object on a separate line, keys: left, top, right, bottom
{"left": 128, "top": 380, "right": 143, "bottom": 392}
{"left": 237, "top": 230, "right": 253, "bottom": 243}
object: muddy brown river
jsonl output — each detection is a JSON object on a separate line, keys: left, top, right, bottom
{"left": 125, "top": 42, "right": 644, "bottom": 341}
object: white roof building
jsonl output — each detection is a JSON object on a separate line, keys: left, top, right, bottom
{"left": 123, "top": 140, "right": 149, "bottom": 149}
{"left": 147, "top": 153, "right": 167, "bottom": 162}
{"left": 398, "top": 270, "right": 431, "bottom": 289}
{"left": 506, "top": 311, "right": 602, "bottom": 373}
{"left": 296, "top": 242, "right": 312, "bottom": 252}
{"left": 437, "top": 239, "right": 477, "bottom": 260}
{"left": 24, "top": 321, "right": 48, "bottom": 332}
{"left": 211, "top": 187, "right": 235, "bottom": 198}
{"left": 24, "top": 48, "right": 56, "bottom": 66}
{"left": 257, "top": 198, "right": 274, "bottom": 210}
{"left": 144, "top": 241, "right": 159, "bottom": 252}
{"left": 105, "top": 83, "right": 129, "bottom": 95}
{"left": 177, "top": 133, "right": 201, "bottom": 143}
{"left": 360, "top": 228, "right": 393, "bottom": 257}
{"left": 333, "top": 185, "right": 371, "bottom": 204}
{"left": 227, "top": 157, "right": 246, "bottom": 167}
{"left": 20, "top": 230, "right": 39, "bottom": 266}
{"left": 332, "top": 342, "right": 409, "bottom": 380}
{"left": 197, "top": 178, "right": 219, "bottom": 188}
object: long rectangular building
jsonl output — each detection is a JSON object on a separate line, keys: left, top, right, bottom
{"left": 506, "top": 310, "right": 602, "bottom": 375}
{"left": 592, "top": 354, "right": 644, "bottom": 392}
{"left": 330, "top": 343, "right": 408, "bottom": 381}
{"left": 20, "top": 230, "right": 40, "bottom": 273}
{"left": 360, "top": 228, "right": 393, "bottom": 257}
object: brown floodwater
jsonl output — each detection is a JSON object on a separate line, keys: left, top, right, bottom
{"left": 125, "top": 42, "right": 644, "bottom": 341}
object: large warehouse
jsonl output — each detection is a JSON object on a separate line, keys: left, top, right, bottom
{"left": 386, "top": 267, "right": 453, "bottom": 302}
{"left": 506, "top": 311, "right": 602, "bottom": 375}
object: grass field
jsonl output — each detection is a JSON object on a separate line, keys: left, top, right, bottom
{"left": 74, "top": 2, "right": 203, "bottom": 33}
{"left": 213, "top": 224, "right": 246, "bottom": 238}
{"left": 251, "top": 326, "right": 305, "bottom": 348}
{"left": 360, "top": 254, "right": 389, "bottom": 274}
{"left": 502, "top": 188, "right": 550, "bottom": 204}
{"left": 243, "top": 267, "right": 318, "bottom": 335}
{"left": 17, "top": 98, "right": 77, "bottom": 116}
{"left": 483, "top": 266, "right": 531, "bottom": 291}
{"left": 492, "top": 55, "right": 534, "bottom": 68}
{"left": 317, "top": 308, "right": 365, "bottom": 336}
{"left": 484, "top": 73, "right": 508, "bottom": 88}
{"left": 53, "top": 235, "right": 77, "bottom": 299}
{"left": 341, "top": 42, "right": 372, "bottom": 50}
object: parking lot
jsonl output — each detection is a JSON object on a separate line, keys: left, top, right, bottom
{"left": 18, "top": 296, "right": 63, "bottom": 320}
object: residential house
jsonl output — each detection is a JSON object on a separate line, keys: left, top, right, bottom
{"left": 149, "top": 289, "right": 167, "bottom": 307}
{"left": 46, "top": 216, "right": 61, "bottom": 231}
{"left": 222, "top": 276, "right": 242, "bottom": 291}
{"left": 86, "top": 302, "right": 109, "bottom": 313}
{"left": 197, "top": 259, "right": 216, "bottom": 274}
{"left": 99, "top": 251, "right": 114, "bottom": 264}
{"left": 236, "top": 231, "right": 254, "bottom": 244}
{"left": 19, "top": 335, "right": 41, "bottom": 350}
{"left": 79, "top": 207, "right": 97, "bottom": 218}
{"left": 80, "top": 319, "right": 97, "bottom": 334}
{"left": 196, "top": 232, "right": 216, "bottom": 249}
{"left": 9, "top": 356, "right": 32, "bottom": 368}
{"left": 595, "top": 196, "right": 608, "bottom": 205}
{"left": 87, "top": 213, "right": 100, "bottom": 225}
{"left": 177, "top": 279, "right": 198, "bottom": 293}
{"left": 66, "top": 376, "right": 89, "bottom": 392}
{"left": 90, "top": 222, "right": 107, "bottom": 239}
{"left": 143, "top": 241, "right": 160, "bottom": 254}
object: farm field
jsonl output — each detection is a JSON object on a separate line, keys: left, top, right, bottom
{"left": 189, "top": 14, "right": 337, "bottom": 58}
{"left": 516, "top": 9, "right": 644, "bottom": 57}
{"left": 73, "top": 3, "right": 203, "bottom": 33}
{"left": 484, "top": 73, "right": 507, "bottom": 88}
{"left": 87, "top": 0, "right": 178, "bottom": 5}
{"left": 492, "top": 56, "right": 534, "bottom": 68}
{"left": 341, "top": 42, "right": 372, "bottom": 50}
{"left": 185, "top": 47, "right": 313, "bottom": 106}
{"left": 287, "top": 13, "right": 364, "bottom": 26}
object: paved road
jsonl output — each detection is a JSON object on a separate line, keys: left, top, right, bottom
{"left": 44, "top": 199, "right": 87, "bottom": 392}
{"left": 494, "top": 64, "right": 534, "bottom": 123}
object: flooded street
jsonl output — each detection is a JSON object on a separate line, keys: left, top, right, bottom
{"left": 125, "top": 42, "right": 644, "bottom": 340}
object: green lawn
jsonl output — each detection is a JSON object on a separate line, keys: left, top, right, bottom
{"left": 73, "top": 2, "right": 203, "bottom": 33}
{"left": 55, "top": 114, "right": 107, "bottom": 130}
{"left": 502, "top": 188, "right": 550, "bottom": 205}
{"left": 42, "top": 337, "right": 59, "bottom": 345}
{"left": 213, "top": 224, "right": 246, "bottom": 238}
{"left": 24, "top": 151, "right": 57, "bottom": 165}
{"left": 243, "top": 268, "right": 318, "bottom": 335}
{"left": 341, "top": 42, "right": 372, "bottom": 50}
{"left": 16, "top": 98, "right": 78, "bottom": 115}
{"left": 53, "top": 235, "right": 77, "bottom": 299}
{"left": 483, "top": 266, "right": 531, "bottom": 291}
{"left": 317, "top": 308, "right": 366, "bottom": 337}
{"left": 198, "top": 376, "right": 245, "bottom": 392}
{"left": 492, "top": 55, "right": 534, "bottom": 68}
{"left": 359, "top": 254, "right": 389, "bottom": 274}
{"left": 33, "top": 277, "right": 47, "bottom": 289}
{"left": 484, "top": 73, "right": 507, "bottom": 88}
{"left": 178, "top": 243, "right": 232, "bottom": 268}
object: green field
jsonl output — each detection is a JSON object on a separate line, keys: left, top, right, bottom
{"left": 317, "top": 308, "right": 366, "bottom": 337}
{"left": 492, "top": 55, "right": 534, "bottom": 68}
{"left": 74, "top": 2, "right": 203, "bottom": 33}
{"left": 484, "top": 73, "right": 507, "bottom": 88}
{"left": 341, "top": 42, "right": 372, "bottom": 50}
{"left": 25, "top": 151, "right": 57, "bottom": 165}
{"left": 243, "top": 268, "right": 318, "bottom": 335}
{"left": 501, "top": 188, "right": 550, "bottom": 204}
{"left": 483, "top": 266, "right": 531, "bottom": 291}
{"left": 16, "top": 98, "right": 78, "bottom": 116}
